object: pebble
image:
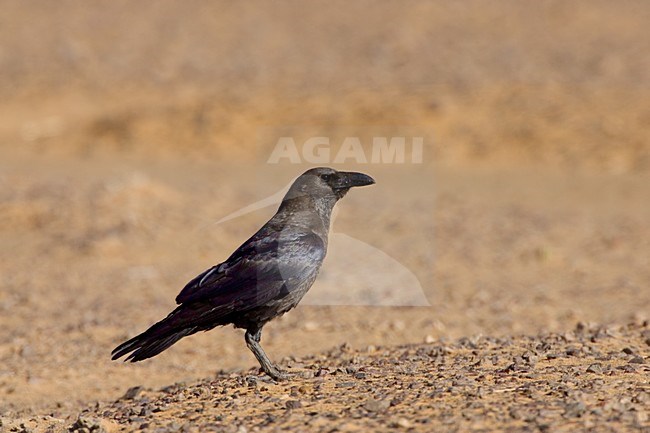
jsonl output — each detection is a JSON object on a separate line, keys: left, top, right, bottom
{"left": 565, "top": 347, "right": 580, "bottom": 356}
{"left": 563, "top": 401, "right": 587, "bottom": 418}
{"left": 364, "top": 398, "right": 391, "bottom": 412}
{"left": 285, "top": 400, "right": 302, "bottom": 409}
{"left": 586, "top": 363, "right": 603, "bottom": 374}
{"left": 394, "top": 418, "right": 412, "bottom": 428}
{"left": 69, "top": 416, "right": 106, "bottom": 433}
{"left": 121, "top": 386, "right": 144, "bottom": 400}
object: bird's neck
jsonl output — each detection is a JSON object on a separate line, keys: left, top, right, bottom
{"left": 276, "top": 196, "right": 336, "bottom": 238}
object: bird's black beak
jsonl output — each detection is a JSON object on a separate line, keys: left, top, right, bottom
{"left": 332, "top": 171, "right": 375, "bottom": 189}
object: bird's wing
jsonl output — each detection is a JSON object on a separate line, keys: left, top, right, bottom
{"left": 175, "top": 226, "right": 325, "bottom": 308}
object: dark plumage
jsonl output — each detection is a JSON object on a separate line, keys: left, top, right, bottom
{"left": 111, "top": 167, "right": 375, "bottom": 380}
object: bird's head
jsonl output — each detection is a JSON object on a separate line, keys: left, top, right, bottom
{"left": 279, "top": 167, "right": 375, "bottom": 217}
{"left": 285, "top": 167, "right": 375, "bottom": 202}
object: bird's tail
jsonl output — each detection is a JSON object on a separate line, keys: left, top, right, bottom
{"left": 111, "top": 308, "right": 197, "bottom": 362}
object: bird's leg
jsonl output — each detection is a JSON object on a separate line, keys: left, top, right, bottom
{"left": 245, "top": 328, "right": 288, "bottom": 381}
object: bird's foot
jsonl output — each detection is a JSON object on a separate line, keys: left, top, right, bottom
{"left": 261, "top": 365, "right": 291, "bottom": 381}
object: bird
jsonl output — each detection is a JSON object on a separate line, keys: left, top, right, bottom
{"left": 111, "top": 167, "right": 375, "bottom": 380}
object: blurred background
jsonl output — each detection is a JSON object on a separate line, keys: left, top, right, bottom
{"left": 0, "top": 0, "right": 648, "bottom": 416}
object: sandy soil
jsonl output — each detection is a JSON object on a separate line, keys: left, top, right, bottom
{"left": 0, "top": 1, "right": 649, "bottom": 432}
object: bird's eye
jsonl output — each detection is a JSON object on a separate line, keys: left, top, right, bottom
{"left": 320, "top": 173, "right": 333, "bottom": 182}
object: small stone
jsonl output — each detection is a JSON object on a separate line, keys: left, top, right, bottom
{"left": 622, "top": 347, "right": 635, "bottom": 355}
{"left": 16, "top": 423, "right": 33, "bottom": 433}
{"left": 617, "top": 364, "right": 637, "bottom": 373}
{"left": 285, "top": 400, "right": 302, "bottom": 409}
{"left": 563, "top": 401, "right": 586, "bottom": 418}
{"left": 139, "top": 406, "right": 152, "bottom": 417}
{"left": 629, "top": 356, "right": 645, "bottom": 364}
{"left": 634, "top": 392, "right": 650, "bottom": 404}
{"left": 586, "top": 363, "right": 602, "bottom": 374}
{"left": 565, "top": 347, "right": 580, "bottom": 356}
{"left": 69, "top": 416, "right": 106, "bottom": 433}
{"left": 364, "top": 398, "right": 390, "bottom": 412}
{"left": 395, "top": 418, "right": 411, "bottom": 428}
{"left": 121, "top": 386, "right": 143, "bottom": 400}
{"left": 315, "top": 367, "right": 330, "bottom": 377}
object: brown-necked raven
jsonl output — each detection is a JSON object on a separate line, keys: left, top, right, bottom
{"left": 111, "top": 167, "right": 375, "bottom": 380}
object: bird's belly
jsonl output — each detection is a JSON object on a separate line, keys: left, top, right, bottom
{"left": 232, "top": 269, "right": 320, "bottom": 330}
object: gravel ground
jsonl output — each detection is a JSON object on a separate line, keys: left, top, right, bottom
{"left": 3, "top": 321, "right": 647, "bottom": 433}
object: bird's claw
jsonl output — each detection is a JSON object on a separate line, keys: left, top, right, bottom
{"left": 262, "top": 366, "right": 291, "bottom": 381}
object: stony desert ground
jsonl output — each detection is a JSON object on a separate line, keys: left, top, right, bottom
{"left": 0, "top": 1, "right": 649, "bottom": 432}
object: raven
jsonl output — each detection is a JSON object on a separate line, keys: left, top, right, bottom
{"left": 111, "top": 167, "right": 375, "bottom": 380}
